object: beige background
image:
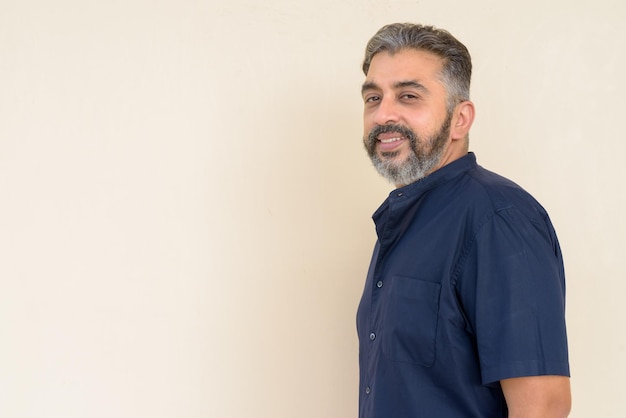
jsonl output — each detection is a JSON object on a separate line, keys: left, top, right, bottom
{"left": 1, "top": 0, "right": 624, "bottom": 417}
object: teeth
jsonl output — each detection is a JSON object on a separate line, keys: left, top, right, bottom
{"left": 379, "top": 137, "right": 403, "bottom": 144}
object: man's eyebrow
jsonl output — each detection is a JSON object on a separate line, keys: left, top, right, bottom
{"left": 394, "top": 80, "right": 428, "bottom": 92}
{"left": 361, "top": 80, "right": 429, "bottom": 95}
{"left": 361, "top": 81, "right": 379, "bottom": 95}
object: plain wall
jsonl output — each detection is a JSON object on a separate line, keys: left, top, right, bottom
{"left": 1, "top": 0, "right": 624, "bottom": 417}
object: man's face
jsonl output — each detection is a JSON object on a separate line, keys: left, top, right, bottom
{"left": 362, "top": 49, "right": 453, "bottom": 186}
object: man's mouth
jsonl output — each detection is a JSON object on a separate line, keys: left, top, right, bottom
{"left": 379, "top": 136, "right": 404, "bottom": 144}
{"left": 376, "top": 133, "right": 407, "bottom": 152}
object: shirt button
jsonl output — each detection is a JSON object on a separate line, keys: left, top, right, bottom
{"left": 370, "top": 332, "right": 376, "bottom": 341}
{"left": 397, "top": 192, "right": 404, "bottom": 197}
{"left": 376, "top": 280, "right": 383, "bottom": 288}
{"left": 365, "top": 386, "right": 371, "bottom": 394}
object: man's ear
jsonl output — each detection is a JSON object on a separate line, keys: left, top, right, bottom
{"left": 451, "top": 100, "right": 475, "bottom": 140}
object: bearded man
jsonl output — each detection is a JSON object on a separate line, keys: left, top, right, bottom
{"left": 357, "top": 23, "right": 571, "bottom": 418}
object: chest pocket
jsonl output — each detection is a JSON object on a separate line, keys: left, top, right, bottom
{"left": 382, "top": 275, "right": 441, "bottom": 367}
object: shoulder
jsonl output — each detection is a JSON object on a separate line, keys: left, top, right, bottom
{"left": 461, "top": 165, "right": 549, "bottom": 223}
{"left": 447, "top": 165, "right": 560, "bottom": 260}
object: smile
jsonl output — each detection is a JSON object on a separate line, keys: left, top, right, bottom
{"left": 379, "top": 137, "right": 404, "bottom": 144}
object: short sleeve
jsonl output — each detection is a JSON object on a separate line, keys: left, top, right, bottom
{"left": 456, "top": 207, "right": 570, "bottom": 385}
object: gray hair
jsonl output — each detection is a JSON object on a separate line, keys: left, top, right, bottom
{"left": 362, "top": 23, "right": 472, "bottom": 110}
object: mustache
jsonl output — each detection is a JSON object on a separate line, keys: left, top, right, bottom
{"left": 367, "top": 124, "right": 416, "bottom": 144}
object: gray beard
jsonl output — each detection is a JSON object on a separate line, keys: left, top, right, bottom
{"left": 364, "top": 112, "right": 452, "bottom": 186}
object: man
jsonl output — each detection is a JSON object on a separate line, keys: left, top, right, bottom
{"left": 356, "top": 23, "right": 571, "bottom": 417}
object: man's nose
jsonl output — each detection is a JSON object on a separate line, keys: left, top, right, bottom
{"left": 372, "top": 97, "right": 400, "bottom": 125}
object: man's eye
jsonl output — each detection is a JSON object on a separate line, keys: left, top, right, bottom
{"left": 365, "top": 96, "right": 380, "bottom": 103}
{"left": 401, "top": 94, "right": 418, "bottom": 100}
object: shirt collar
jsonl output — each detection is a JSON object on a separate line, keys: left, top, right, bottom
{"left": 372, "top": 153, "right": 478, "bottom": 231}
{"left": 393, "top": 152, "right": 477, "bottom": 199}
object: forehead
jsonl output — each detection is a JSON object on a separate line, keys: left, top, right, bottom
{"left": 365, "top": 49, "right": 445, "bottom": 88}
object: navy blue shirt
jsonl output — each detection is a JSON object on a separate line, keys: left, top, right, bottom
{"left": 357, "top": 153, "right": 569, "bottom": 418}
